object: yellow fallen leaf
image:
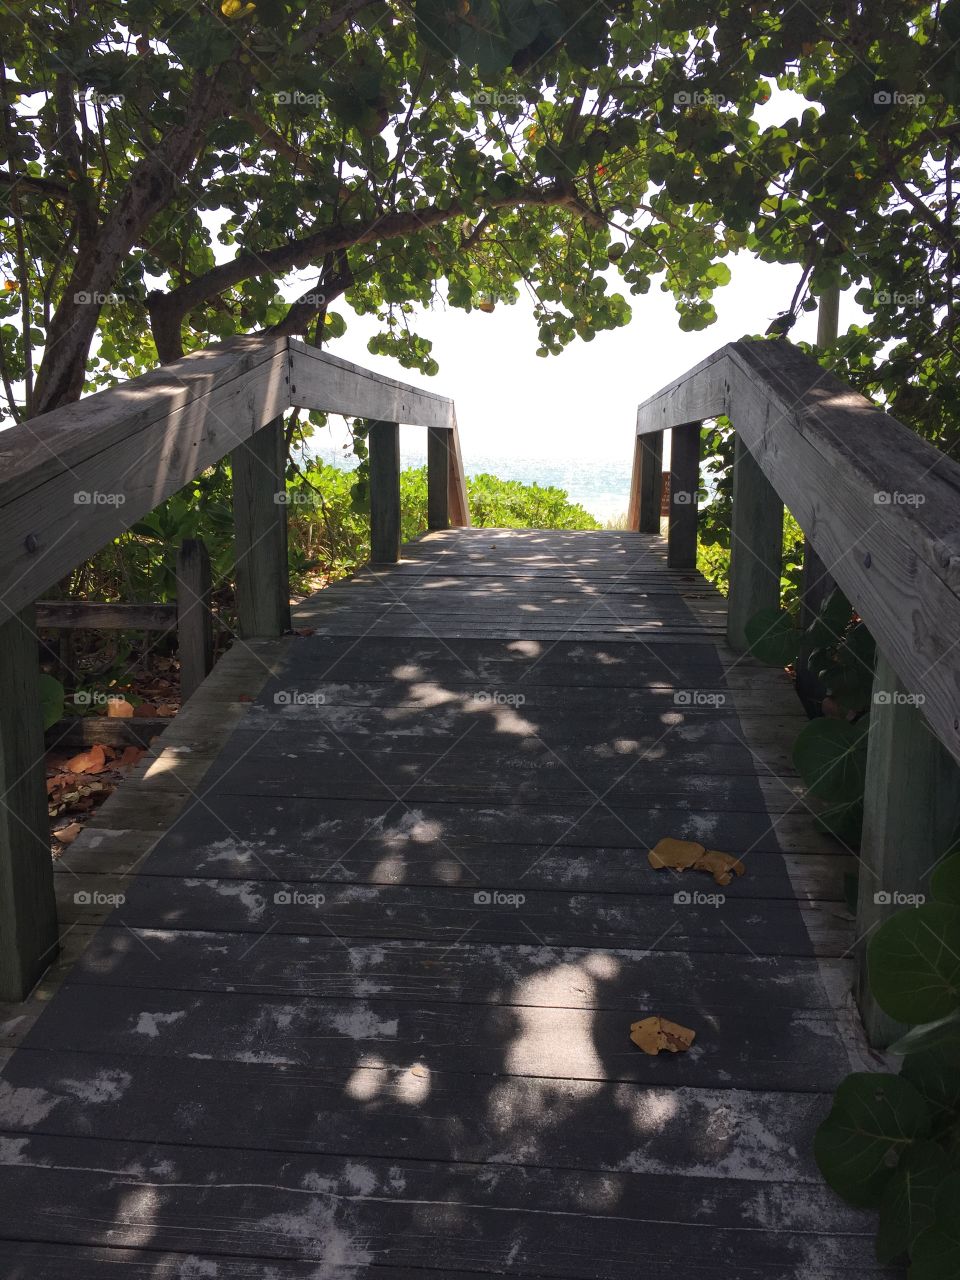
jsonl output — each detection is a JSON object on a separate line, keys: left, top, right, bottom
{"left": 698, "top": 849, "right": 746, "bottom": 887}
{"left": 648, "top": 836, "right": 746, "bottom": 885}
{"left": 648, "top": 837, "right": 705, "bottom": 872}
{"left": 630, "top": 1015, "right": 696, "bottom": 1055}
{"left": 53, "top": 821, "right": 84, "bottom": 845}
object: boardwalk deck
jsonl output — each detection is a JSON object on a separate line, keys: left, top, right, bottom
{"left": 0, "top": 528, "right": 896, "bottom": 1278}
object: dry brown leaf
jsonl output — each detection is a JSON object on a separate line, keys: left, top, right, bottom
{"left": 630, "top": 1015, "right": 696, "bottom": 1056}
{"left": 53, "top": 821, "right": 84, "bottom": 845}
{"left": 698, "top": 849, "right": 746, "bottom": 887}
{"left": 648, "top": 836, "right": 746, "bottom": 886}
{"left": 107, "top": 697, "right": 135, "bottom": 719}
{"left": 64, "top": 744, "right": 108, "bottom": 775}
{"left": 648, "top": 837, "right": 705, "bottom": 872}
{"left": 117, "top": 745, "right": 145, "bottom": 768}
{"left": 133, "top": 702, "right": 158, "bottom": 717}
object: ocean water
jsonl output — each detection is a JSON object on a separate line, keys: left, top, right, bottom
{"left": 314, "top": 447, "right": 633, "bottom": 524}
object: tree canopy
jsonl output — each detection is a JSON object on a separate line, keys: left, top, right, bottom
{"left": 1, "top": 0, "right": 958, "bottom": 444}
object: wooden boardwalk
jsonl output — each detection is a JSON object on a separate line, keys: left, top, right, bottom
{"left": 0, "top": 528, "right": 897, "bottom": 1278}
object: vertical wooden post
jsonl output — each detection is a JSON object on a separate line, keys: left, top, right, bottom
{"left": 369, "top": 420, "right": 401, "bottom": 563}
{"left": 667, "top": 422, "right": 700, "bottom": 569}
{"left": 232, "top": 418, "right": 291, "bottom": 639}
{"left": 628, "top": 432, "right": 663, "bottom": 534}
{"left": 856, "top": 651, "right": 960, "bottom": 1046}
{"left": 0, "top": 607, "right": 59, "bottom": 1001}
{"left": 726, "top": 433, "right": 784, "bottom": 650}
{"left": 427, "top": 427, "right": 450, "bottom": 531}
{"left": 796, "top": 282, "right": 841, "bottom": 700}
{"left": 176, "top": 539, "right": 214, "bottom": 701}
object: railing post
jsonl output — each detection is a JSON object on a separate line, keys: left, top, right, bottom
{"left": 628, "top": 432, "right": 664, "bottom": 534}
{"left": 667, "top": 422, "right": 700, "bottom": 568}
{"left": 176, "top": 538, "right": 214, "bottom": 701}
{"left": 0, "top": 607, "right": 59, "bottom": 1000}
{"left": 427, "top": 427, "right": 450, "bottom": 531}
{"left": 726, "top": 433, "right": 784, "bottom": 650}
{"left": 369, "top": 419, "right": 401, "bottom": 563}
{"left": 232, "top": 417, "right": 291, "bottom": 638}
{"left": 855, "top": 651, "right": 960, "bottom": 1046}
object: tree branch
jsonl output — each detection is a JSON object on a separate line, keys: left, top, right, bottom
{"left": 148, "top": 182, "right": 592, "bottom": 361}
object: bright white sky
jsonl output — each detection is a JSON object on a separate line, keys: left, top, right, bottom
{"left": 323, "top": 254, "right": 857, "bottom": 467}
{"left": 302, "top": 84, "right": 863, "bottom": 469}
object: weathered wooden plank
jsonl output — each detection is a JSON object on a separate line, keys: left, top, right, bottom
{"left": 0, "top": 1048, "right": 851, "bottom": 1161}
{"left": 0, "top": 1134, "right": 891, "bottom": 1277}
{"left": 0, "top": 341, "right": 290, "bottom": 616}
{"left": 426, "top": 425, "right": 451, "bottom": 530}
{"left": 53, "top": 875, "right": 850, "bottom": 954}
{"left": 175, "top": 538, "right": 213, "bottom": 700}
{"left": 727, "top": 431, "right": 784, "bottom": 651}
{"left": 288, "top": 337, "right": 455, "bottom": 429}
{"left": 0, "top": 608, "right": 59, "bottom": 1001}
{"left": 49, "top": 928, "right": 855, "bottom": 1009}
{"left": 18, "top": 977, "right": 849, "bottom": 1090}
{"left": 44, "top": 716, "right": 170, "bottom": 749}
{"left": 369, "top": 419, "right": 401, "bottom": 564}
{"left": 233, "top": 416, "right": 292, "bottom": 638}
{"left": 0, "top": 1245, "right": 484, "bottom": 1280}
{"left": 856, "top": 651, "right": 960, "bottom": 1045}
{"left": 636, "top": 338, "right": 960, "bottom": 762}
{"left": 34, "top": 601, "right": 177, "bottom": 631}
{"left": 80, "top": 787, "right": 839, "bottom": 855}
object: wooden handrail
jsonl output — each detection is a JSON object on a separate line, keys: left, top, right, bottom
{"left": 630, "top": 337, "right": 960, "bottom": 1049}
{"left": 0, "top": 332, "right": 469, "bottom": 1001}
{"left": 0, "top": 334, "right": 469, "bottom": 617}
{"left": 631, "top": 338, "right": 960, "bottom": 766}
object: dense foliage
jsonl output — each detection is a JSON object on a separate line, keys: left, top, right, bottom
{"left": 60, "top": 459, "right": 599, "bottom": 613}
{"left": 2, "top": 0, "right": 959, "bottom": 446}
{"left": 815, "top": 856, "right": 960, "bottom": 1276}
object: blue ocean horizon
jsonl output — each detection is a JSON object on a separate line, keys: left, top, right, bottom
{"left": 314, "top": 446, "right": 633, "bottom": 523}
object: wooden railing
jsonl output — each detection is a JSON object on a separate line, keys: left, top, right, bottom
{"left": 628, "top": 338, "right": 960, "bottom": 1044}
{"left": 0, "top": 334, "right": 468, "bottom": 1000}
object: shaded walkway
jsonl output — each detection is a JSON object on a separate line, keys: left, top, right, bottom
{"left": 0, "top": 529, "right": 894, "bottom": 1277}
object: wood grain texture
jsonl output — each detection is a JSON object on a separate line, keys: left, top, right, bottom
{"left": 0, "top": 609, "right": 58, "bottom": 1001}
{"left": 667, "top": 422, "right": 700, "bottom": 569}
{"left": 175, "top": 538, "right": 213, "bottom": 700}
{"left": 369, "top": 419, "right": 401, "bottom": 564}
{"left": 726, "top": 431, "right": 784, "bottom": 650}
{"left": 635, "top": 337, "right": 960, "bottom": 763}
{"left": 232, "top": 416, "right": 291, "bottom": 638}
{"left": 0, "top": 529, "right": 889, "bottom": 1277}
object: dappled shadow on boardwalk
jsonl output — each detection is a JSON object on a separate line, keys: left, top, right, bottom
{"left": 0, "top": 531, "right": 895, "bottom": 1278}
